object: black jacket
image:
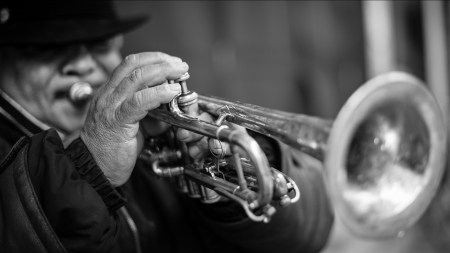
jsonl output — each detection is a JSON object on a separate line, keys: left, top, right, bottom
{"left": 0, "top": 92, "right": 334, "bottom": 253}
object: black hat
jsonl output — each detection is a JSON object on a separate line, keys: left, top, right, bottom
{"left": 0, "top": 1, "right": 147, "bottom": 45}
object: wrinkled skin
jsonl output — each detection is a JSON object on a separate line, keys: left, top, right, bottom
{"left": 80, "top": 52, "right": 188, "bottom": 186}
{"left": 0, "top": 36, "right": 125, "bottom": 144}
{"left": 0, "top": 33, "right": 242, "bottom": 187}
{"left": 0, "top": 35, "right": 203, "bottom": 187}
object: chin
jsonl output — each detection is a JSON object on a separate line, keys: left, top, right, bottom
{"left": 50, "top": 112, "right": 86, "bottom": 136}
{"left": 52, "top": 115, "right": 84, "bottom": 147}
{"left": 62, "top": 115, "right": 86, "bottom": 133}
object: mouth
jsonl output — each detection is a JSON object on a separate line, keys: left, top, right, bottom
{"left": 54, "top": 89, "right": 71, "bottom": 100}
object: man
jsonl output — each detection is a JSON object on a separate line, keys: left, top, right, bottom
{"left": 0, "top": 1, "right": 333, "bottom": 253}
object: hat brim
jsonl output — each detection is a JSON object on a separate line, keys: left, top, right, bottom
{"left": 0, "top": 15, "right": 148, "bottom": 45}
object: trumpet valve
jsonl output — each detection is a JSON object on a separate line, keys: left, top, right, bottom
{"left": 175, "top": 72, "right": 200, "bottom": 116}
{"left": 176, "top": 176, "right": 189, "bottom": 194}
{"left": 272, "top": 169, "right": 291, "bottom": 207}
{"left": 199, "top": 185, "right": 221, "bottom": 204}
{"left": 186, "top": 180, "right": 201, "bottom": 199}
{"left": 262, "top": 205, "right": 277, "bottom": 223}
{"left": 278, "top": 195, "right": 292, "bottom": 207}
{"left": 177, "top": 91, "right": 199, "bottom": 116}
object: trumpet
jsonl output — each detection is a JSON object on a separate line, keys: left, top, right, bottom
{"left": 70, "top": 71, "right": 447, "bottom": 239}
{"left": 142, "top": 73, "right": 296, "bottom": 223}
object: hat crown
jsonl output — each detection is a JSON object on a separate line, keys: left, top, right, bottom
{"left": 1, "top": 1, "right": 118, "bottom": 23}
{"left": 0, "top": 1, "right": 147, "bottom": 45}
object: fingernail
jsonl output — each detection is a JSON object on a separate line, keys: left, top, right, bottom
{"left": 168, "top": 83, "right": 181, "bottom": 91}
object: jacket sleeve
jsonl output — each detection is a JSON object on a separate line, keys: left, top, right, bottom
{"left": 193, "top": 140, "right": 334, "bottom": 253}
{"left": 26, "top": 129, "right": 126, "bottom": 253}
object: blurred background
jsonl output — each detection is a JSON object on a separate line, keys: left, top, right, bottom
{"left": 115, "top": 1, "right": 449, "bottom": 252}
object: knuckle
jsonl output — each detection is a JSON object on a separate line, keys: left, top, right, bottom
{"left": 133, "top": 67, "right": 143, "bottom": 81}
{"left": 132, "top": 92, "right": 144, "bottom": 108}
{"left": 121, "top": 94, "right": 141, "bottom": 113}
{"left": 128, "top": 67, "right": 143, "bottom": 84}
{"left": 124, "top": 54, "right": 137, "bottom": 66}
{"left": 115, "top": 101, "right": 134, "bottom": 126}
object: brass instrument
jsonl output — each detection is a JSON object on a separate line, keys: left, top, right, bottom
{"left": 142, "top": 73, "right": 296, "bottom": 223}
{"left": 70, "top": 71, "right": 447, "bottom": 239}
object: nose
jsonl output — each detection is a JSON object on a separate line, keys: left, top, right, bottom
{"left": 62, "top": 48, "right": 95, "bottom": 77}
{"left": 61, "top": 47, "right": 109, "bottom": 87}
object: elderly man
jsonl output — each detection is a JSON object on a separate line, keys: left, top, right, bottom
{"left": 0, "top": 1, "right": 333, "bottom": 253}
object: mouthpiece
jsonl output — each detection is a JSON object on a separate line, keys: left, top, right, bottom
{"left": 69, "top": 82, "right": 93, "bottom": 103}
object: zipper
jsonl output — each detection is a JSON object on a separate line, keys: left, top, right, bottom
{"left": 119, "top": 206, "right": 142, "bottom": 253}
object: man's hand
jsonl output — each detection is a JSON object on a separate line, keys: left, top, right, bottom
{"left": 80, "top": 52, "right": 188, "bottom": 187}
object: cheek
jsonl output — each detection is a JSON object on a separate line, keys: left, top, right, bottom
{"left": 21, "top": 67, "right": 55, "bottom": 101}
{"left": 12, "top": 65, "right": 58, "bottom": 121}
{"left": 97, "top": 51, "right": 122, "bottom": 74}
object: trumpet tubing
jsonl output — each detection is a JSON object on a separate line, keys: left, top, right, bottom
{"left": 148, "top": 71, "right": 447, "bottom": 239}
{"left": 69, "top": 71, "right": 447, "bottom": 238}
{"left": 145, "top": 92, "right": 294, "bottom": 222}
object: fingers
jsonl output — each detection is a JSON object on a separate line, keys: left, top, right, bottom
{"left": 133, "top": 83, "right": 181, "bottom": 110}
{"left": 117, "top": 83, "right": 181, "bottom": 123}
{"left": 108, "top": 52, "right": 183, "bottom": 90}
{"left": 105, "top": 52, "right": 188, "bottom": 124}
{"left": 112, "top": 61, "right": 188, "bottom": 103}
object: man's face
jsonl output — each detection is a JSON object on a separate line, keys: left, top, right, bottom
{"left": 2, "top": 35, "right": 123, "bottom": 137}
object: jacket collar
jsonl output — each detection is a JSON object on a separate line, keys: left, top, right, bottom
{"left": 0, "top": 89, "right": 49, "bottom": 137}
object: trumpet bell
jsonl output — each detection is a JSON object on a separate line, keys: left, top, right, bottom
{"left": 327, "top": 72, "right": 447, "bottom": 238}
